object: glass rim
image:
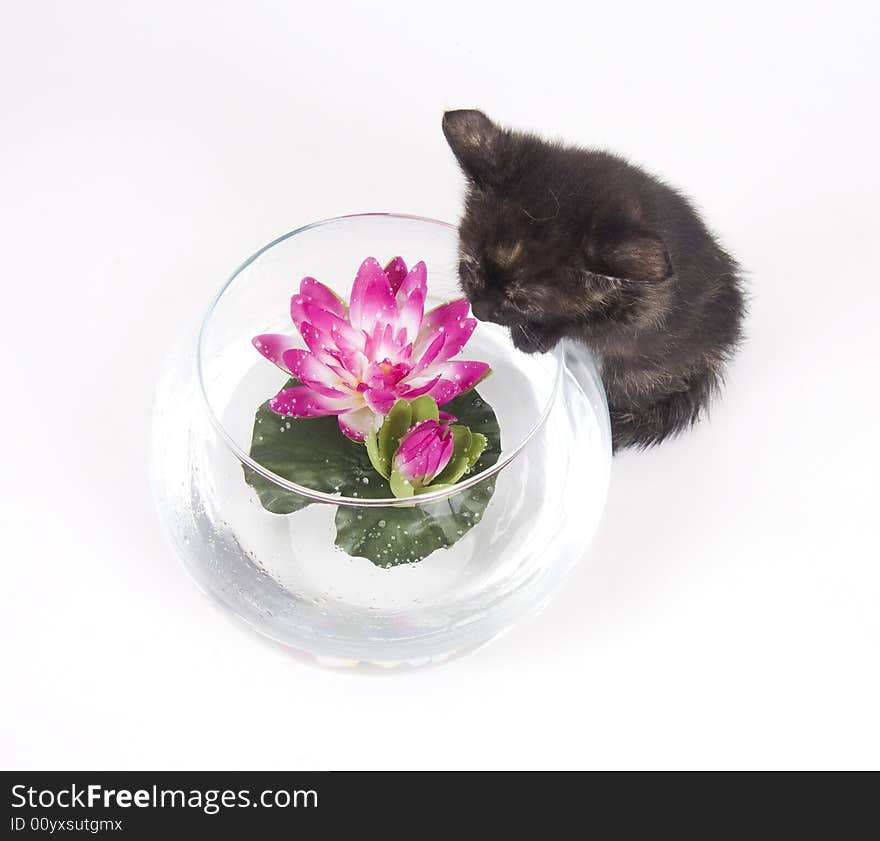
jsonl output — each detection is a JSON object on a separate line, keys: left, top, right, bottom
{"left": 196, "top": 212, "right": 564, "bottom": 508}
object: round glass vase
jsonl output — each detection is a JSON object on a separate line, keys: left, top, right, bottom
{"left": 151, "top": 213, "right": 611, "bottom": 668}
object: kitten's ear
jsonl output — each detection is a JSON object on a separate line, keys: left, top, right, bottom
{"left": 442, "top": 109, "right": 502, "bottom": 182}
{"left": 590, "top": 226, "right": 672, "bottom": 283}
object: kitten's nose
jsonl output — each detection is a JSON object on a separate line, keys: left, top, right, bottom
{"left": 470, "top": 300, "right": 495, "bottom": 322}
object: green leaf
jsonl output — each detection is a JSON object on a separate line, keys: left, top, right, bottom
{"left": 415, "top": 482, "right": 454, "bottom": 495}
{"left": 245, "top": 381, "right": 502, "bottom": 566}
{"left": 365, "top": 429, "right": 389, "bottom": 479}
{"left": 410, "top": 394, "right": 439, "bottom": 423}
{"left": 465, "top": 432, "right": 488, "bottom": 468}
{"left": 389, "top": 468, "right": 415, "bottom": 499}
{"left": 378, "top": 399, "right": 412, "bottom": 468}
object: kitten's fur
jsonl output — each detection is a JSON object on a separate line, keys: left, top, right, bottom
{"left": 442, "top": 109, "right": 745, "bottom": 451}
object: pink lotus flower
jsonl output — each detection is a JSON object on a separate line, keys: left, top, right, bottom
{"left": 393, "top": 420, "right": 455, "bottom": 486}
{"left": 253, "top": 256, "right": 491, "bottom": 440}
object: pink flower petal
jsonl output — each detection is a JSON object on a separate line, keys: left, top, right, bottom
{"left": 281, "top": 349, "right": 350, "bottom": 398}
{"left": 426, "top": 360, "right": 491, "bottom": 406}
{"left": 290, "top": 296, "right": 310, "bottom": 333}
{"left": 252, "top": 333, "right": 299, "bottom": 374}
{"left": 299, "top": 322, "right": 359, "bottom": 386}
{"left": 364, "top": 359, "right": 411, "bottom": 389}
{"left": 398, "top": 373, "right": 442, "bottom": 399}
{"left": 325, "top": 345, "right": 368, "bottom": 383}
{"left": 349, "top": 257, "right": 397, "bottom": 335}
{"left": 363, "top": 387, "right": 397, "bottom": 416}
{"left": 439, "top": 315, "right": 477, "bottom": 360}
{"left": 438, "top": 410, "right": 457, "bottom": 422}
{"left": 298, "top": 277, "right": 347, "bottom": 319}
{"left": 408, "top": 331, "right": 445, "bottom": 377}
{"left": 298, "top": 321, "right": 332, "bottom": 362}
{"left": 298, "top": 322, "right": 356, "bottom": 384}
{"left": 296, "top": 300, "right": 364, "bottom": 354}
{"left": 395, "top": 261, "right": 427, "bottom": 341}
{"left": 337, "top": 406, "right": 378, "bottom": 441}
{"left": 399, "top": 422, "right": 438, "bottom": 452}
{"left": 414, "top": 299, "right": 476, "bottom": 364}
{"left": 429, "top": 433, "right": 456, "bottom": 483}
{"left": 395, "top": 441, "right": 431, "bottom": 482}
{"left": 396, "top": 450, "right": 424, "bottom": 482}
{"left": 393, "top": 420, "right": 454, "bottom": 483}
{"left": 414, "top": 298, "right": 469, "bottom": 344}
{"left": 268, "top": 385, "right": 357, "bottom": 417}
{"left": 383, "top": 256, "right": 408, "bottom": 295}
{"left": 395, "top": 260, "right": 427, "bottom": 305}
{"left": 365, "top": 321, "right": 404, "bottom": 363}
{"left": 426, "top": 379, "right": 458, "bottom": 407}
{"left": 398, "top": 292, "right": 426, "bottom": 347}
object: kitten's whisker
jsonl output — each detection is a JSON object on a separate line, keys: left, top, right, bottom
{"left": 517, "top": 323, "right": 538, "bottom": 345}
{"left": 522, "top": 188, "right": 560, "bottom": 222}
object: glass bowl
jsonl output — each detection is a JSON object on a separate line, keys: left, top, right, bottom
{"left": 151, "top": 213, "right": 611, "bottom": 667}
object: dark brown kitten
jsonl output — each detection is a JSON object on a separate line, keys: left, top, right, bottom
{"left": 442, "top": 109, "right": 745, "bottom": 450}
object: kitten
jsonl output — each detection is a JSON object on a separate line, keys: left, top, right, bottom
{"left": 442, "top": 109, "right": 745, "bottom": 451}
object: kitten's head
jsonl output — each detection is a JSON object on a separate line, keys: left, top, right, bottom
{"left": 442, "top": 109, "right": 673, "bottom": 353}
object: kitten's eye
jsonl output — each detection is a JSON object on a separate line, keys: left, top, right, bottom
{"left": 482, "top": 258, "right": 506, "bottom": 290}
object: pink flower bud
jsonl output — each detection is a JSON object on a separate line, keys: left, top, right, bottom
{"left": 392, "top": 420, "right": 455, "bottom": 485}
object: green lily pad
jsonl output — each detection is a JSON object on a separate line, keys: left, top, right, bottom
{"left": 243, "top": 378, "right": 375, "bottom": 514}
{"left": 244, "top": 381, "right": 501, "bottom": 565}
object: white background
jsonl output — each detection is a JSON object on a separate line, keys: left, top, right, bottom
{"left": 2, "top": 1, "right": 878, "bottom": 770}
